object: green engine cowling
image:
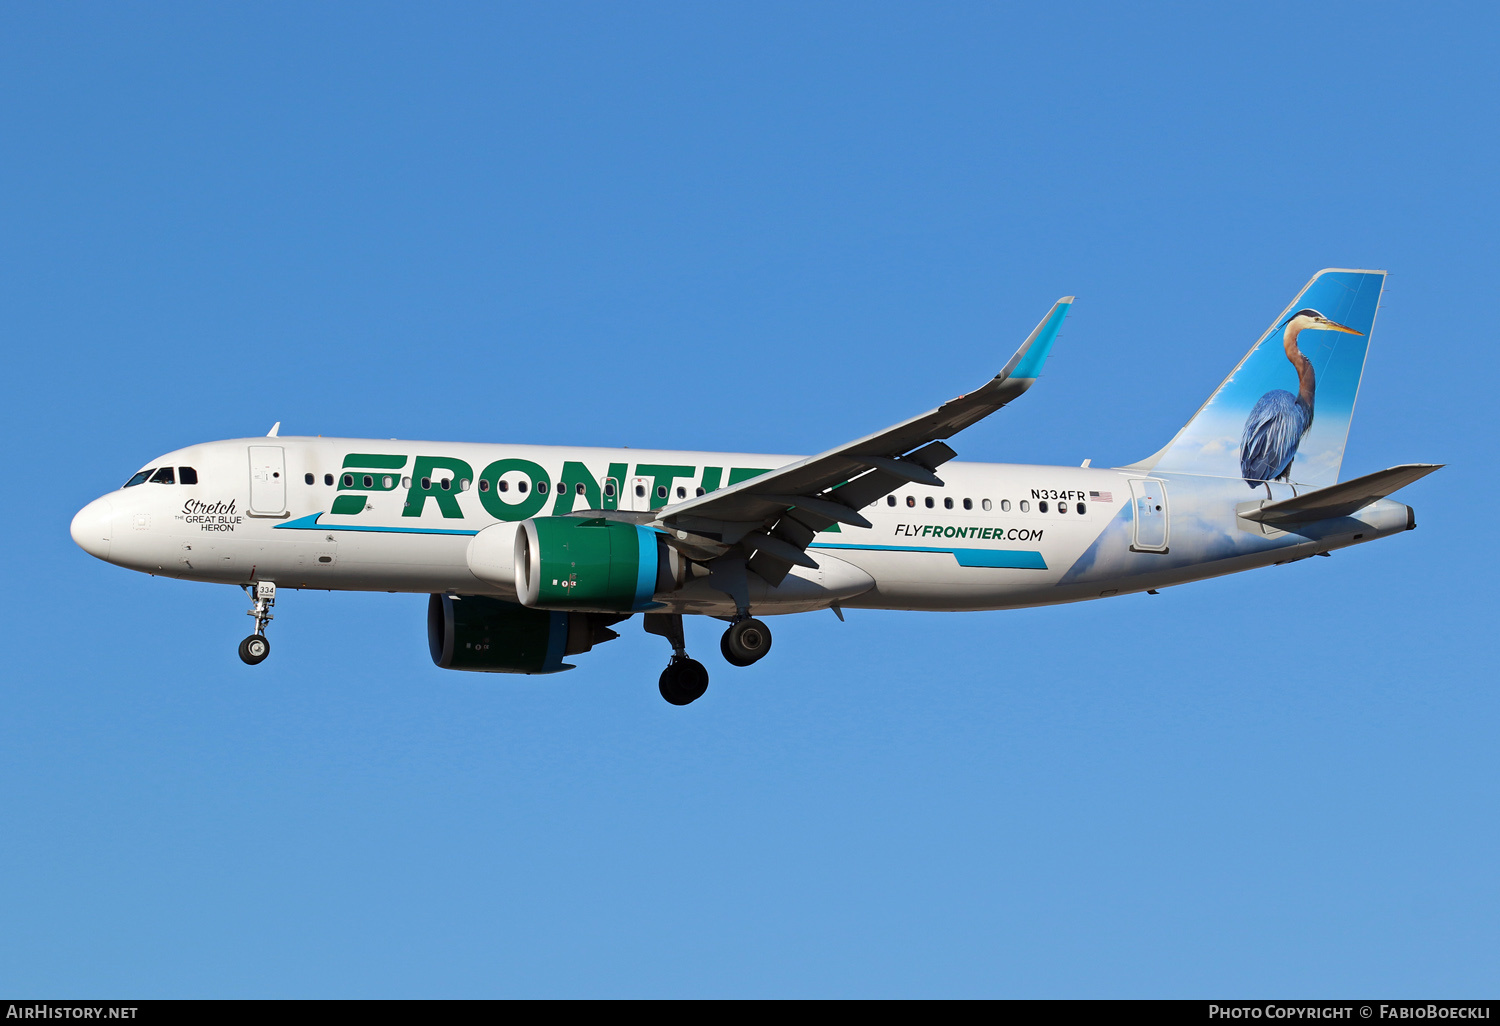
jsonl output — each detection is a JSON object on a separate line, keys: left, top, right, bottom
{"left": 427, "top": 593, "right": 621, "bottom": 674}
{"left": 515, "top": 516, "right": 675, "bottom": 613}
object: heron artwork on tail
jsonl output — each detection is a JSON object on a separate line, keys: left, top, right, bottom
{"left": 1239, "top": 308, "right": 1363, "bottom": 491}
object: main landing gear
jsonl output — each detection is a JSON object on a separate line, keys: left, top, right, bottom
{"left": 720, "top": 617, "right": 772, "bottom": 667}
{"left": 644, "top": 613, "right": 709, "bottom": 706}
{"left": 239, "top": 581, "right": 275, "bottom": 665}
{"left": 643, "top": 613, "right": 777, "bottom": 705}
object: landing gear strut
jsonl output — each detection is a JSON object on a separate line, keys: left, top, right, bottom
{"left": 721, "top": 617, "right": 772, "bottom": 667}
{"left": 239, "top": 581, "right": 275, "bottom": 665}
{"left": 644, "top": 612, "right": 708, "bottom": 705}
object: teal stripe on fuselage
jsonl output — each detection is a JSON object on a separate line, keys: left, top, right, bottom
{"left": 274, "top": 512, "right": 479, "bottom": 536}
{"left": 812, "top": 542, "right": 1047, "bottom": 570}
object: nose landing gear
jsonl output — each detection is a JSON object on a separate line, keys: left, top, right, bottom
{"left": 239, "top": 581, "right": 276, "bottom": 665}
{"left": 721, "top": 617, "right": 772, "bottom": 667}
{"left": 644, "top": 612, "right": 709, "bottom": 705}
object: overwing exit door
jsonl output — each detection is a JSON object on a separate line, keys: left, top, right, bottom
{"left": 248, "top": 445, "right": 287, "bottom": 516}
{"left": 1129, "top": 478, "right": 1169, "bottom": 552}
{"left": 629, "top": 476, "right": 652, "bottom": 512}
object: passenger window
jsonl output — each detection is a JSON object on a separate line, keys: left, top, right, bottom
{"left": 420, "top": 477, "right": 431, "bottom": 490}
{"left": 149, "top": 467, "right": 175, "bottom": 485}
{"left": 479, "top": 479, "right": 490, "bottom": 493}
{"left": 517, "top": 480, "right": 528, "bottom": 494}
{"left": 942, "top": 497, "right": 951, "bottom": 509}
{"left": 124, "top": 469, "right": 153, "bottom": 488}
{"left": 498, "top": 480, "right": 510, "bottom": 493}
{"left": 983, "top": 499, "right": 993, "bottom": 511}
{"left": 343, "top": 474, "right": 354, "bottom": 487}
{"left": 676, "top": 486, "right": 686, "bottom": 499}
{"left": 604, "top": 479, "right": 617, "bottom": 498}
{"left": 460, "top": 479, "right": 471, "bottom": 491}
{"left": 925, "top": 497, "right": 934, "bottom": 508}
{"left": 1039, "top": 500, "right": 1049, "bottom": 513}
{"left": 656, "top": 485, "right": 667, "bottom": 499}
{"left": 695, "top": 487, "right": 705, "bottom": 497}
{"left": 1020, "top": 500, "right": 1030, "bottom": 512}
{"left": 441, "top": 478, "right": 452, "bottom": 491}
{"left": 363, "top": 475, "right": 374, "bottom": 488}
{"left": 179, "top": 467, "right": 198, "bottom": 485}
{"left": 634, "top": 484, "right": 646, "bottom": 498}
{"left": 402, "top": 476, "right": 411, "bottom": 489}
{"left": 325, "top": 474, "right": 334, "bottom": 486}
{"left": 383, "top": 475, "right": 394, "bottom": 489}
{"left": 304, "top": 473, "right": 314, "bottom": 485}
{"left": 1000, "top": 499, "right": 1010, "bottom": 512}
{"left": 577, "top": 482, "right": 586, "bottom": 496}
{"left": 1078, "top": 502, "right": 1086, "bottom": 515}
{"left": 906, "top": 496, "right": 916, "bottom": 508}
{"left": 963, "top": 498, "right": 972, "bottom": 510}
{"left": 887, "top": 495, "right": 896, "bottom": 507}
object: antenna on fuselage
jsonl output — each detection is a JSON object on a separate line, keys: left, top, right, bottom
{"left": 266, "top": 422, "right": 280, "bottom": 437}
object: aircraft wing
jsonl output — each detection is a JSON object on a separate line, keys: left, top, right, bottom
{"left": 654, "top": 297, "right": 1073, "bottom": 583}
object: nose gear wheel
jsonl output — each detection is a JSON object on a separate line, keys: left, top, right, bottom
{"left": 238, "top": 634, "right": 270, "bottom": 665}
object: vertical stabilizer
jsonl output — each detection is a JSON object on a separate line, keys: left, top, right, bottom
{"left": 1128, "top": 269, "right": 1386, "bottom": 488}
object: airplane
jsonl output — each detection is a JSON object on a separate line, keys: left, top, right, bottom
{"left": 70, "top": 268, "right": 1439, "bottom": 705}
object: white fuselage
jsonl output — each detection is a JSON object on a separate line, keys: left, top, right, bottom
{"left": 70, "top": 436, "right": 1413, "bottom": 617}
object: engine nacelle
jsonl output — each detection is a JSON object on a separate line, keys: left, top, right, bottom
{"left": 466, "top": 521, "right": 519, "bottom": 593}
{"left": 514, "top": 516, "right": 680, "bottom": 613}
{"left": 426, "top": 593, "right": 620, "bottom": 674}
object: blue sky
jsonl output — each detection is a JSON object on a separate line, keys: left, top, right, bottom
{"left": 2, "top": 2, "right": 1496, "bottom": 997}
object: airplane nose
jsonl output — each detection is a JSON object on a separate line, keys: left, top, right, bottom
{"left": 71, "top": 496, "right": 114, "bottom": 561}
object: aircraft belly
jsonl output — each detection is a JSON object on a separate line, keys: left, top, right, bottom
{"left": 660, "top": 552, "right": 875, "bottom": 616}
{"left": 824, "top": 538, "right": 1091, "bottom": 612}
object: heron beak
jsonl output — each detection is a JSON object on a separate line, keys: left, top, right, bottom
{"left": 1322, "top": 319, "right": 1362, "bottom": 335}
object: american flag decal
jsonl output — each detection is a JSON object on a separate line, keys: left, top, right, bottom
{"left": 1089, "top": 490, "right": 1113, "bottom": 502}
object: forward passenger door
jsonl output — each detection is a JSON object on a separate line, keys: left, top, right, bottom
{"left": 248, "top": 445, "right": 286, "bottom": 516}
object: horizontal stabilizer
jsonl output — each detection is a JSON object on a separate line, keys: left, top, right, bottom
{"left": 1239, "top": 464, "right": 1443, "bottom": 526}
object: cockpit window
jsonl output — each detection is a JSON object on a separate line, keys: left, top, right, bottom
{"left": 149, "top": 467, "right": 176, "bottom": 485}
{"left": 178, "top": 467, "right": 198, "bottom": 485}
{"left": 124, "top": 469, "right": 154, "bottom": 488}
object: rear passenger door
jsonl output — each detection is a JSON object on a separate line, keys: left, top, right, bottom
{"left": 1128, "top": 478, "right": 1169, "bottom": 552}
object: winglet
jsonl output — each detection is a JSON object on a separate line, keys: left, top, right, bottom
{"left": 1000, "top": 297, "right": 1072, "bottom": 382}
{"left": 267, "top": 421, "right": 281, "bottom": 437}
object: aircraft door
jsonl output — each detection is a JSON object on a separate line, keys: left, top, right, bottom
{"left": 629, "top": 476, "right": 652, "bottom": 512}
{"left": 248, "top": 445, "right": 287, "bottom": 516}
{"left": 1129, "top": 478, "right": 1169, "bottom": 552}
